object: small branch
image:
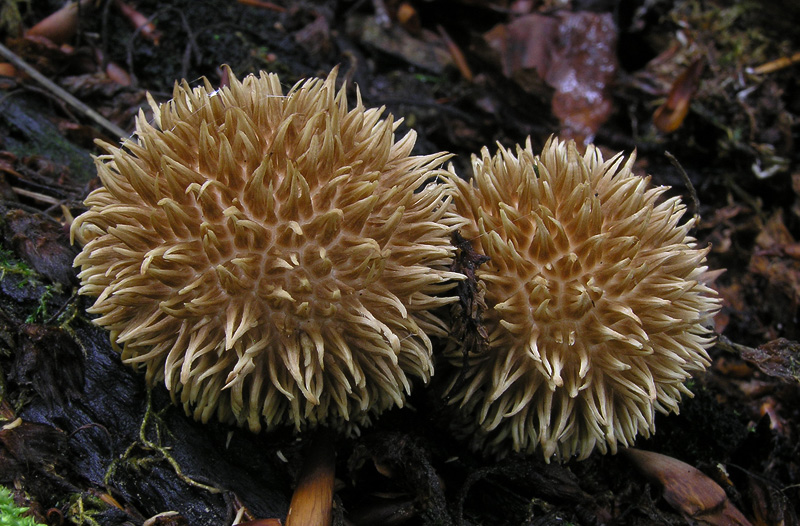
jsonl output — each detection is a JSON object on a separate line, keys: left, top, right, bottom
{"left": 715, "top": 335, "right": 755, "bottom": 357}
{"left": 0, "top": 42, "right": 127, "bottom": 140}
{"left": 749, "top": 51, "right": 800, "bottom": 75}
{"left": 665, "top": 150, "right": 700, "bottom": 222}
{"left": 236, "top": 0, "right": 287, "bottom": 12}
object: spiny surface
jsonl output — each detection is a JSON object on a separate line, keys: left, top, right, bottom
{"left": 446, "top": 137, "right": 720, "bottom": 460}
{"left": 72, "top": 69, "right": 463, "bottom": 433}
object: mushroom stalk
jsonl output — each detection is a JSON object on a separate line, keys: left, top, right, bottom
{"left": 285, "top": 430, "right": 336, "bottom": 526}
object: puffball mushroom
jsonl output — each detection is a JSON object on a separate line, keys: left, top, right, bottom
{"left": 72, "top": 68, "right": 463, "bottom": 433}
{"left": 446, "top": 137, "right": 720, "bottom": 461}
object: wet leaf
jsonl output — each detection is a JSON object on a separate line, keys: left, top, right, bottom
{"left": 25, "top": 0, "right": 94, "bottom": 46}
{"left": 747, "top": 473, "right": 800, "bottom": 526}
{"left": 653, "top": 58, "right": 705, "bottom": 133}
{"left": 115, "top": 0, "right": 162, "bottom": 46}
{"left": 5, "top": 35, "right": 76, "bottom": 77}
{"left": 0, "top": 420, "right": 72, "bottom": 490}
{"left": 739, "top": 338, "right": 800, "bottom": 384}
{"left": 450, "top": 230, "right": 490, "bottom": 369}
{"left": 293, "top": 15, "right": 332, "bottom": 57}
{"left": 624, "top": 449, "right": 753, "bottom": 526}
{"left": 4, "top": 209, "right": 77, "bottom": 285}
{"left": 749, "top": 212, "right": 800, "bottom": 304}
{"left": 482, "top": 11, "right": 618, "bottom": 143}
{"left": 346, "top": 14, "right": 452, "bottom": 74}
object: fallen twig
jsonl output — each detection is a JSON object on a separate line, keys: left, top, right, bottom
{"left": 0, "top": 42, "right": 127, "bottom": 140}
{"left": 665, "top": 150, "right": 700, "bottom": 223}
{"left": 749, "top": 51, "right": 800, "bottom": 75}
{"left": 236, "top": 0, "right": 287, "bottom": 12}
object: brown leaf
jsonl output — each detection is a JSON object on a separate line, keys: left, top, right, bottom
{"left": 653, "top": 58, "right": 705, "bottom": 133}
{"left": 5, "top": 35, "right": 76, "bottom": 78}
{"left": 25, "top": 0, "right": 94, "bottom": 46}
{"left": 450, "top": 230, "right": 490, "bottom": 357}
{"left": 624, "top": 448, "right": 753, "bottom": 526}
{"left": 346, "top": 14, "right": 452, "bottom": 74}
{"left": 0, "top": 63, "right": 17, "bottom": 77}
{"left": 397, "top": 2, "right": 421, "bottom": 36}
{"left": 4, "top": 209, "right": 77, "bottom": 285}
{"left": 0, "top": 421, "right": 70, "bottom": 485}
{"left": 747, "top": 473, "right": 800, "bottom": 526}
{"left": 438, "top": 25, "right": 473, "bottom": 82}
{"left": 236, "top": 0, "right": 286, "bottom": 12}
{"left": 294, "top": 15, "right": 332, "bottom": 57}
{"left": 482, "top": 11, "right": 618, "bottom": 143}
{"left": 738, "top": 338, "right": 800, "bottom": 384}
{"left": 749, "top": 211, "right": 800, "bottom": 304}
{"left": 115, "top": 0, "right": 162, "bottom": 46}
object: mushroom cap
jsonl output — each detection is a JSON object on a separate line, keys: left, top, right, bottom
{"left": 446, "top": 137, "right": 720, "bottom": 461}
{"left": 72, "top": 68, "right": 464, "bottom": 433}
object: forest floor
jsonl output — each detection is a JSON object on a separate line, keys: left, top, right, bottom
{"left": 0, "top": 0, "right": 798, "bottom": 525}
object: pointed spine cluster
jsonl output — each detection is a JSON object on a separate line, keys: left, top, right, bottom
{"left": 73, "top": 69, "right": 463, "bottom": 433}
{"left": 446, "top": 137, "right": 720, "bottom": 460}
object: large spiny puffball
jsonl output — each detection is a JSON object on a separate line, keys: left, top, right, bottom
{"left": 72, "top": 68, "right": 464, "bottom": 434}
{"left": 445, "top": 137, "right": 720, "bottom": 461}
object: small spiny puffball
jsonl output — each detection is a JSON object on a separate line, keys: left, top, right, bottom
{"left": 72, "top": 68, "right": 464, "bottom": 433}
{"left": 445, "top": 137, "right": 720, "bottom": 461}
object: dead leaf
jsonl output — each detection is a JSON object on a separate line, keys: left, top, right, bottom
{"left": 0, "top": 420, "right": 70, "bottom": 486}
{"left": 0, "top": 63, "right": 17, "bottom": 77}
{"left": 482, "top": 11, "right": 618, "bottom": 144}
{"left": 236, "top": 0, "right": 286, "bottom": 12}
{"left": 749, "top": 211, "right": 800, "bottom": 304}
{"left": 653, "top": 58, "right": 705, "bottom": 133}
{"left": 438, "top": 25, "right": 473, "bottom": 81}
{"left": 346, "top": 14, "right": 452, "bottom": 74}
{"left": 5, "top": 35, "right": 76, "bottom": 77}
{"left": 738, "top": 338, "right": 800, "bottom": 384}
{"left": 115, "top": 0, "right": 162, "bottom": 46}
{"left": 397, "top": 2, "right": 421, "bottom": 36}
{"left": 747, "top": 472, "right": 800, "bottom": 526}
{"left": 450, "top": 231, "right": 491, "bottom": 362}
{"left": 4, "top": 209, "right": 77, "bottom": 285}
{"left": 624, "top": 448, "right": 753, "bottom": 526}
{"left": 294, "top": 15, "right": 332, "bottom": 57}
{"left": 25, "top": 0, "right": 94, "bottom": 46}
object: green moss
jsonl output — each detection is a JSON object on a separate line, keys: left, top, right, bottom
{"left": 64, "top": 493, "right": 106, "bottom": 526}
{"left": 24, "top": 286, "right": 53, "bottom": 324}
{"left": 0, "top": 486, "right": 44, "bottom": 526}
{"left": 0, "top": 0, "right": 29, "bottom": 38}
{"left": 0, "top": 248, "right": 34, "bottom": 287}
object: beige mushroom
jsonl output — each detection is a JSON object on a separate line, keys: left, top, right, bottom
{"left": 445, "top": 137, "right": 721, "bottom": 461}
{"left": 72, "top": 67, "right": 464, "bottom": 435}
